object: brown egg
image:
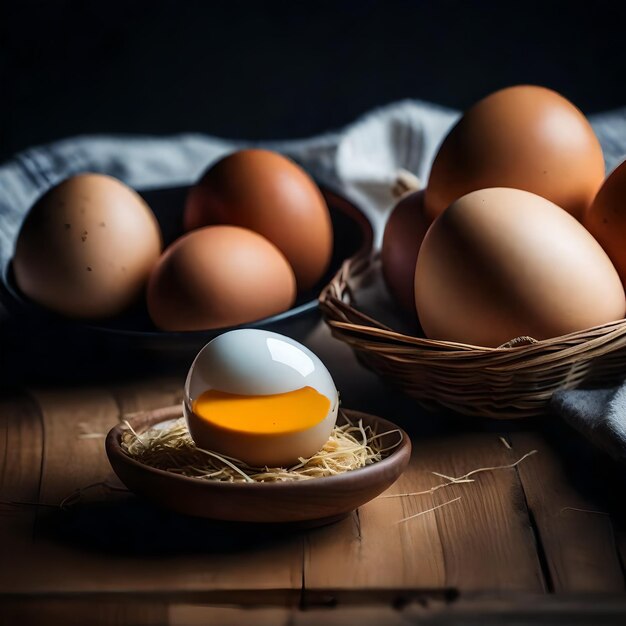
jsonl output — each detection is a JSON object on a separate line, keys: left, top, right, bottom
{"left": 425, "top": 85, "right": 605, "bottom": 223}
{"left": 415, "top": 188, "right": 625, "bottom": 347}
{"left": 13, "top": 173, "right": 162, "bottom": 318}
{"left": 147, "top": 226, "right": 296, "bottom": 331}
{"left": 584, "top": 160, "right": 626, "bottom": 287}
{"left": 184, "top": 149, "right": 333, "bottom": 291}
{"left": 381, "top": 190, "right": 429, "bottom": 312}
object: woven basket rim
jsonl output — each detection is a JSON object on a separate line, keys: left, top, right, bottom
{"left": 318, "top": 251, "right": 626, "bottom": 418}
{"left": 319, "top": 251, "right": 626, "bottom": 357}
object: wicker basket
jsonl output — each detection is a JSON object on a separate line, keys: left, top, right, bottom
{"left": 319, "top": 252, "right": 626, "bottom": 419}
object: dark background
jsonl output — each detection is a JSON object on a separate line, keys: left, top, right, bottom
{"left": 2, "top": 0, "right": 626, "bottom": 163}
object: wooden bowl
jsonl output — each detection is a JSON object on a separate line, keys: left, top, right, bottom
{"left": 105, "top": 406, "right": 411, "bottom": 525}
{"left": 1, "top": 185, "right": 373, "bottom": 365}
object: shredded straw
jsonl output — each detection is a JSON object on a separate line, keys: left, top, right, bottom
{"left": 120, "top": 412, "right": 402, "bottom": 483}
{"left": 396, "top": 496, "right": 462, "bottom": 524}
{"left": 383, "top": 449, "right": 538, "bottom": 499}
{"left": 390, "top": 448, "right": 537, "bottom": 524}
{"left": 560, "top": 506, "right": 609, "bottom": 516}
{"left": 499, "top": 436, "right": 512, "bottom": 450}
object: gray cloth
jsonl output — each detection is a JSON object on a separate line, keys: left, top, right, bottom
{"left": 551, "top": 386, "right": 626, "bottom": 462}
{"left": 0, "top": 99, "right": 459, "bottom": 273}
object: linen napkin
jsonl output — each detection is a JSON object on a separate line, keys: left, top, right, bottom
{"left": 551, "top": 385, "right": 626, "bottom": 463}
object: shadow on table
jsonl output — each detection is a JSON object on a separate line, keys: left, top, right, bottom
{"left": 384, "top": 392, "right": 626, "bottom": 531}
{"left": 39, "top": 495, "right": 306, "bottom": 557}
{"left": 539, "top": 413, "right": 626, "bottom": 523}
{"left": 32, "top": 400, "right": 626, "bottom": 561}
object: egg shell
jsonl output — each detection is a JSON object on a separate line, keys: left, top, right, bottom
{"left": 184, "top": 149, "right": 333, "bottom": 291}
{"left": 13, "top": 173, "right": 162, "bottom": 318}
{"left": 425, "top": 85, "right": 605, "bottom": 223}
{"left": 186, "top": 329, "right": 337, "bottom": 401}
{"left": 184, "top": 329, "right": 339, "bottom": 467}
{"left": 584, "top": 160, "right": 626, "bottom": 287}
{"left": 415, "top": 187, "right": 626, "bottom": 347}
{"left": 147, "top": 226, "right": 296, "bottom": 331}
{"left": 381, "top": 190, "right": 429, "bottom": 312}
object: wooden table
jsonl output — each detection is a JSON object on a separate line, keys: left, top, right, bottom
{"left": 2, "top": 319, "right": 626, "bottom": 625}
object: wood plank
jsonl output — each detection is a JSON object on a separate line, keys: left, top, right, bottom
{"left": 1, "top": 384, "right": 302, "bottom": 599}
{"left": 0, "top": 384, "right": 574, "bottom": 601}
{"left": 110, "top": 376, "right": 184, "bottom": 416}
{"left": 400, "top": 593, "right": 626, "bottom": 625}
{"left": 5, "top": 594, "right": 626, "bottom": 626}
{"left": 510, "top": 430, "right": 625, "bottom": 592}
{"left": 424, "top": 432, "right": 545, "bottom": 592}
{"left": 169, "top": 605, "right": 292, "bottom": 626}
{"left": 32, "top": 388, "right": 120, "bottom": 503}
{"left": 0, "top": 392, "right": 45, "bottom": 591}
{"left": 304, "top": 427, "right": 545, "bottom": 597}
{"left": 0, "top": 598, "right": 167, "bottom": 626}
{"left": 295, "top": 606, "right": 407, "bottom": 626}
{"left": 302, "top": 448, "right": 446, "bottom": 598}
{"left": 613, "top": 529, "right": 626, "bottom": 590}
{"left": 0, "top": 391, "right": 44, "bottom": 502}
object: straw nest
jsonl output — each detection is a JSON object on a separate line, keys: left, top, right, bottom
{"left": 319, "top": 252, "right": 626, "bottom": 419}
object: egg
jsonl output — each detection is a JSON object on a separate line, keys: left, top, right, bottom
{"left": 584, "top": 160, "right": 626, "bottom": 287}
{"left": 424, "top": 85, "right": 605, "bottom": 223}
{"left": 381, "top": 190, "right": 429, "bottom": 312}
{"left": 147, "top": 225, "right": 296, "bottom": 331}
{"left": 415, "top": 188, "right": 625, "bottom": 347}
{"left": 184, "top": 149, "right": 333, "bottom": 291}
{"left": 184, "top": 329, "right": 339, "bottom": 467}
{"left": 13, "top": 173, "right": 162, "bottom": 318}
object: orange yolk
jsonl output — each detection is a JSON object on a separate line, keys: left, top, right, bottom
{"left": 191, "top": 386, "right": 331, "bottom": 435}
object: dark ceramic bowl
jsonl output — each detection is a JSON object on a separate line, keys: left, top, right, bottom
{"left": 105, "top": 406, "right": 411, "bottom": 525}
{"left": 0, "top": 185, "right": 373, "bottom": 363}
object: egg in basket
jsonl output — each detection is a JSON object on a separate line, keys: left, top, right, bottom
{"left": 320, "top": 85, "right": 626, "bottom": 419}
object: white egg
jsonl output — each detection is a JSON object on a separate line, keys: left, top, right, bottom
{"left": 184, "top": 329, "right": 339, "bottom": 467}
{"left": 185, "top": 328, "right": 337, "bottom": 402}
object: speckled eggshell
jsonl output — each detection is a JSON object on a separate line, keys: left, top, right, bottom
{"left": 415, "top": 187, "right": 625, "bottom": 347}
{"left": 13, "top": 173, "right": 162, "bottom": 318}
{"left": 425, "top": 86, "right": 605, "bottom": 223}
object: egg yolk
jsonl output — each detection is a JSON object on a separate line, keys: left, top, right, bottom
{"left": 192, "top": 386, "right": 331, "bottom": 434}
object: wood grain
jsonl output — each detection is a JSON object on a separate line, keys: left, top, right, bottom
{"left": 0, "top": 392, "right": 44, "bottom": 503}
{"left": 1, "top": 383, "right": 302, "bottom": 598}
{"left": 110, "top": 376, "right": 184, "bottom": 416}
{"left": 32, "top": 387, "right": 120, "bottom": 503}
{"left": 423, "top": 432, "right": 545, "bottom": 592}
{"left": 6, "top": 595, "right": 626, "bottom": 626}
{"left": 304, "top": 428, "right": 545, "bottom": 598}
{"left": 0, "top": 599, "right": 167, "bottom": 626}
{"left": 302, "top": 446, "right": 446, "bottom": 597}
{"left": 2, "top": 383, "right": 624, "bottom": 613}
{"left": 0, "top": 392, "right": 45, "bottom": 591}
{"left": 510, "top": 430, "right": 625, "bottom": 592}
{"left": 169, "top": 605, "right": 293, "bottom": 626}
{"left": 400, "top": 594, "right": 626, "bottom": 625}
